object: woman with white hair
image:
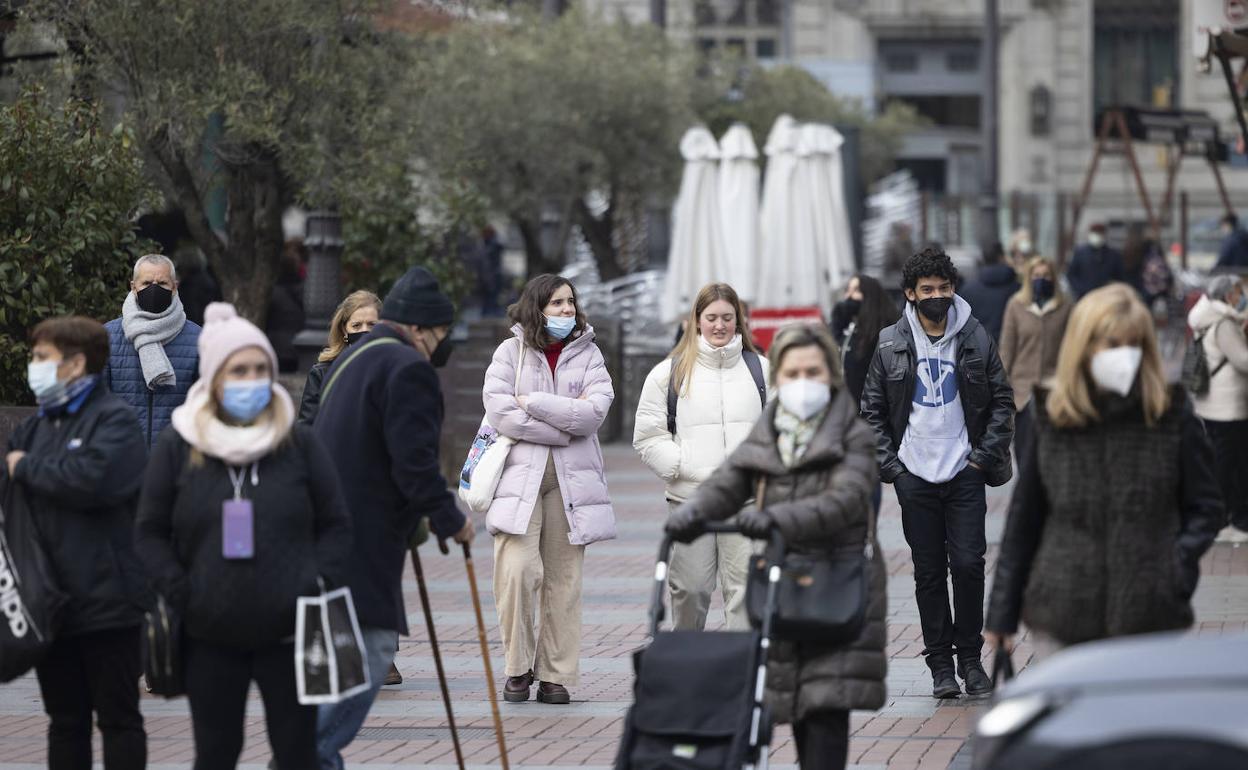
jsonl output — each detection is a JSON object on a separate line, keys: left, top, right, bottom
{"left": 1187, "top": 273, "right": 1248, "bottom": 542}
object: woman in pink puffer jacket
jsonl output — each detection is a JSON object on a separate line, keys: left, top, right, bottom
{"left": 483, "top": 274, "right": 615, "bottom": 705}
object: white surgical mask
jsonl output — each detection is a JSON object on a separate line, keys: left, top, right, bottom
{"left": 27, "top": 360, "right": 61, "bottom": 400}
{"left": 1088, "top": 232, "right": 1105, "bottom": 248}
{"left": 1089, "top": 346, "right": 1142, "bottom": 397}
{"left": 1017, "top": 239, "right": 1032, "bottom": 255}
{"left": 778, "top": 378, "right": 831, "bottom": 421}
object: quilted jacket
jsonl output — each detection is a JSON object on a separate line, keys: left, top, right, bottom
{"left": 103, "top": 316, "right": 201, "bottom": 446}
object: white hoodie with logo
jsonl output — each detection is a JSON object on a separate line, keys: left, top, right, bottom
{"left": 898, "top": 294, "right": 974, "bottom": 484}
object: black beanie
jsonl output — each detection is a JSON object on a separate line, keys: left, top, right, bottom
{"left": 381, "top": 266, "right": 455, "bottom": 327}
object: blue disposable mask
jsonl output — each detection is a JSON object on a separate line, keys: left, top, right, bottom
{"left": 1238, "top": 293, "right": 1248, "bottom": 313}
{"left": 221, "top": 379, "right": 272, "bottom": 423}
{"left": 27, "top": 360, "right": 63, "bottom": 402}
{"left": 545, "top": 314, "right": 576, "bottom": 340}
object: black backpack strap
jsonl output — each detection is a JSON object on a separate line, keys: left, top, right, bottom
{"left": 742, "top": 349, "right": 767, "bottom": 408}
{"left": 666, "top": 360, "right": 678, "bottom": 435}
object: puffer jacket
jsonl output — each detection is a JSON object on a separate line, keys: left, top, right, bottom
{"left": 633, "top": 335, "right": 770, "bottom": 502}
{"left": 999, "top": 295, "right": 1072, "bottom": 410}
{"left": 1187, "top": 294, "right": 1248, "bottom": 422}
{"left": 103, "top": 316, "right": 201, "bottom": 446}
{"left": 676, "top": 388, "right": 886, "bottom": 722}
{"left": 483, "top": 324, "right": 616, "bottom": 545}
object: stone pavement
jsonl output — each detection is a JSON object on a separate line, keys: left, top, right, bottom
{"left": 2, "top": 443, "right": 1246, "bottom": 768}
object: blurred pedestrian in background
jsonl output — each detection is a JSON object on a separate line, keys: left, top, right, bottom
{"left": 311, "top": 267, "right": 474, "bottom": 769}
{"left": 485, "top": 275, "right": 615, "bottom": 705}
{"left": 298, "top": 290, "right": 381, "bottom": 425}
{"left": 1005, "top": 227, "right": 1034, "bottom": 273}
{"left": 1187, "top": 274, "right": 1248, "bottom": 544}
{"left": 265, "top": 242, "right": 306, "bottom": 374}
{"left": 477, "top": 225, "right": 505, "bottom": 318}
{"left": 986, "top": 285, "right": 1222, "bottom": 658}
{"left": 1065, "top": 223, "right": 1123, "bottom": 300}
{"left": 665, "top": 324, "right": 884, "bottom": 770}
{"left": 104, "top": 254, "right": 201, "bottom": 448}
{"left": 1216, "top": 213, "right": 1248, "bottom": 270}
{"left": 5, "top": 316, "right": 148, "bottom": 770}
{"left": 633, "top": 283, "right": 767, "bottom": 631}
{"left": 134, "top": 303, "right": 351, "bottom": 770}
{"left": 172, "top": 246, "right": 221, "bottom": 328}
{"left": 1000, "top": 256, "right": 1072, "bottom": 466}
{"left": 959, "top": 242, "right": 1020, "bottom": 341}
{"left": 831, "top": 274, "right": 900, "bottom": 406}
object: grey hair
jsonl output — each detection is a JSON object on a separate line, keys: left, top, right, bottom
{"left": 1207, "top": 274, "right": 1240, "bottom": 303}
{"left": 132, "top": 254, "right": 178, "bottom": 284}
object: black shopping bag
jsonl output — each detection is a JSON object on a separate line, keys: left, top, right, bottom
{"left": 295, "top": 585, "right": 370, "bottom": 705}
{"left": 0, "top": 477, "right": 67, "bottom": 682}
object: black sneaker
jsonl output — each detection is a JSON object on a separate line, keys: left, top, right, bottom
{"left": 931, "top": 669, "right": 961, "bottom": 699}
{"left": 958, "top": 658, "right": 993, "bottom": 696}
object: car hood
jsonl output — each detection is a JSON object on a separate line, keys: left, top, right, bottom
{"left": 1000, "top": 632, "right": 1248, "bottom": 699}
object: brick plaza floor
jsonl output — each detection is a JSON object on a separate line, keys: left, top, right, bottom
{"left": 2, "top": 442, "right": 1246, "bottom": 768}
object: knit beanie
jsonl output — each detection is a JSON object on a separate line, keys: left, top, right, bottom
{"left": 381, "top": 267, "right": 455, "bottom": 327}
{"left": 197, "top": 302, "right": 279, "bottom": 382}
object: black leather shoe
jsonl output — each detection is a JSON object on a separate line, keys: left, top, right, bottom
{"left": 503, "top": 670, "right": 534, "bottom": 703}
{"left": 932, "top": 669, "right": 961, "bottom": 699}
{"left": 536, "top": 681, "right": 571, "bottom": 704}
{"left": 958, "top": 658, "right": 993, "bottom": 696}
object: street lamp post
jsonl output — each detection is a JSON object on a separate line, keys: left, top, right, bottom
{"left": 292, "top": 210, "right": 344, "bottom": 371}
{"left": 979, "top": 0, "right": 1001, "bottom": 250}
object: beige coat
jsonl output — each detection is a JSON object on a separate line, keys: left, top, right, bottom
{"left": 999, "top": 296, "right": 1072, "bottom": 410}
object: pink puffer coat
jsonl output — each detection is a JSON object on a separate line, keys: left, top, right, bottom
{"left": 483, "top": 324, "right": 616, "bottom": 545}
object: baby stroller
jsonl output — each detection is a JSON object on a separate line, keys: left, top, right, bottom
{"left": 615, "top": 522, "right": 780, "bottom": 770}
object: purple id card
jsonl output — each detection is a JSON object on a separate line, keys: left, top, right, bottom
{"left": 222, "top": 499, "right": 254, "bottom": 559}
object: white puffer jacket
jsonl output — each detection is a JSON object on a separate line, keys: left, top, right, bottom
{"left": 633, "top": 335, "right": 770, "bottom": 502}
{"left": 1188, "top": 294, "right": 1248, "bottom": 422}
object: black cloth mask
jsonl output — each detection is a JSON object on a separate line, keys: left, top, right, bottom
{"left": 346, "top": 330, "right": 368, "bottom": 347}
{"left": 136, "top": 284, "right": 174, "bottom": 314}
{"left": 1032, "top": 278, "right": 1055, "bottom": 306}
{"left": 429, "top": 335, "right": 454, "bottom": 368}
{"left": 916, "top": 296, "right": 953, "bottom": 324}
{"left": 836, "top": 298, "right": 862, "bottom": 319}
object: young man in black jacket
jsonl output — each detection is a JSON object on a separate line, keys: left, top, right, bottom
{"left": 5, "top": 316, "right": 148, "bottom": 769}
{"left": 312, "top": 266, "right": 474, "bottom": 769}
{"left": 860, "top": 248, "right": 1014, "bottom": 699}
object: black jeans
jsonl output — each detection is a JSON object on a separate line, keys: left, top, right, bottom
{"left": 794, "top": 709, "right": 850, "bottom": 770}
{"left": 1013, "top": 407, "right": 1033, "bottom": 471}
{"left": 1204, "top": 418, "right": 1248, "bottom": 531}
{"left": 35, "top": 625, "right": 146, "bottom": 770}
{"left": 185, "top": 638, "right": 316, "bottom": 770}
{"left": 894, "top": 465, "right": 988, "bottom": 666}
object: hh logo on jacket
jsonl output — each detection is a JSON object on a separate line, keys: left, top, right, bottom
{"left": 914, "top": 358, "right": 957, "bottom": 407}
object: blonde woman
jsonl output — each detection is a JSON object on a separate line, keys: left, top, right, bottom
{"left": 297, "top": 290, "right": 381, "bottom": 425}
{"left": 999, "top": 256, "right": 1072, "bottom": 461}
{"left": 634, "top": 283, "right": 769, "bottom": 631}
{"left": 986, "top": 285, "right": 1222, "bottom": 656}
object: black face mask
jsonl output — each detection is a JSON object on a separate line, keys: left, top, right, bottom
{"left": 916, "top": 296, "right": 953, "bottom": 324}
{"left": 429, "top": 334, "right": 454, "bottom": 368}
{"left": 836, "top": 298, "right": 862, "bottom": 318}
{"left": 345, "top": 330, "right": 368, "bottom": 347}
{"left": 136, "top": 284, "right": 173, "bottom": 314}
{"left": 1032, "top": 278, "right": 1055, "bottom": 305}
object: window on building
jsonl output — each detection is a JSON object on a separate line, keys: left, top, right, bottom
{"left": 885, "top": 95, "right": 981, "bottom": 130}
{"left": 755, "top": 38, "right": 777, "bottom": 59}
{"left": 946, "top": 50, "right": 978, "bottom": 72}
{"left": 885, "top": 51, "right": 918, "bottom": 72}
{"left": 1093, "top": 0, "right": 1179, "bottom": 111}
{"left": 694, "top": 0, "right": 780, "bottom": 61}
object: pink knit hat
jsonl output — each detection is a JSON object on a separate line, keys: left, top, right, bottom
{"left": 197, "top": 302, "right": 278, "bottom": 382}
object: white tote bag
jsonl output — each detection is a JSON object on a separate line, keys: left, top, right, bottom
{"left": 458, "top": 340, "right": 524, "bottom": 513}
{"left": 295, "top": 586, "right": 370, "bottom": 705}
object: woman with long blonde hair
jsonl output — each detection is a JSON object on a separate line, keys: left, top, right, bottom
{"left": 297, "top": 290, "right": 381, "bottom": 424}
{"left": 633, "top": 283, "right": 769, "bottom": 631}
{"left": 986, "top": 284, "right": 1222, "bottom": 657}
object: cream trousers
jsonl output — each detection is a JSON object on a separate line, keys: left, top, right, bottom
{"left": 666, "top": 501, "right": 752, "bottom": 631}
{"left": 494, "top": 454, "right": 585, "bottom": 685}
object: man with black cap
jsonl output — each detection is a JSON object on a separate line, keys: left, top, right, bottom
{"left": 313, "top": 266, "right": 475, "bottom": 770}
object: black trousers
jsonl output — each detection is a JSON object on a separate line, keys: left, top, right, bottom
{"left": 1204, "top": 418, "right": 1248, "bottom": 531}
{"left": 895, "top": 465, "right": 988, "bottom": 665}
{"left": 35, "top": 625, "right": 146, "bottom": 770}
{"left": 794, "top": 709, "right": 850, "bottom": 770}
{"left": 185, "top": 638, "right": 316, "bottom": 770}
{"left": 1013, "top": 407, "right": 1033, "bottom": 471}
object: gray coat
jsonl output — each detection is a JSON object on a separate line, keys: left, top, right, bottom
{"left": 677, "top": 387, "right": 887, "bottom": 722}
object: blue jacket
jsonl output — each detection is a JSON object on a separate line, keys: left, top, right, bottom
{"left": 1066, "top": 244, "right": 1124, "bottom": 300}
{"left": 103, "top": 317, "right": 201, "bottom": 447}
{"left": 1216, "top": 229, "right": 1248, "bottom": 269}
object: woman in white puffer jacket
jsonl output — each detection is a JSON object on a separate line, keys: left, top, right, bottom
{"left": 634, "top": 283, "right": 770, "bottom": 630}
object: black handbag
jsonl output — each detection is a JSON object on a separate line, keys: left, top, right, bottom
{"left": 991, "top": 645, "right": 1015, "bottom": 688}
{"left": 0, "top": 476, "right": 68, "bottom": 683}
{"left": 745, "top": 476, "right": 874, "bottom": 644}
{"left": 142, "top": 594, "right": 184, "bottom": 697}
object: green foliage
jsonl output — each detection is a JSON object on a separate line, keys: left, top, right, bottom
{"left": 0, "top": 86, "right": 156, "bottom": 404}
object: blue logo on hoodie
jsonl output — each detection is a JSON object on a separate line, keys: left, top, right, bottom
{"left": 914, "top": 358, "right": 958, "bottom": 407}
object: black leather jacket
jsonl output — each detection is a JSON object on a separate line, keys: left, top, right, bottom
{"left": 860, "top": 314, "right": 1015, "bottom": 487}
{"left": 297, "top": 360, "right": 330, "bottom": 425}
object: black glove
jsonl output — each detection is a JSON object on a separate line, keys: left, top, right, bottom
{"left": 736, "top": 508, "right": 774, "bottom": 539}
{"left": 665, "top": 506, "right": 705, "bottom": 544}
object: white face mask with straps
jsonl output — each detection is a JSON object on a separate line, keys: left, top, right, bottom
{"left": 1089, "top": 346, "right": 1142, "bottom": 397}
{"left": 778, "top": 378, "right": 831, "bottom": 420}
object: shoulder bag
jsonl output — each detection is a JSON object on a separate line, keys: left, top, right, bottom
{"left": 458, "top": 340, "right": 524, "bottom": 513}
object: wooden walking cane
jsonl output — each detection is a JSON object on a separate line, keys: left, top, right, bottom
{"left": 410, "top": 541, "right": 465, "bottom": 770}
{"left": 463, "top": 542, "right": 511, "bottom": 770}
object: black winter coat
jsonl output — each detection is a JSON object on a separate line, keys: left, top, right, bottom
{"left": 1066, "top": 244, "right": 1124, "bottom": 299}
{"left": 297, "top": 360, "right": 330, "bottom": 425}
{"left": 959, "top": 264, "right": 1019, "bottom": 341}
{"left": 985, "top": 388, "right": 1222, "bottom": 645}
{"left": 312, "top": 323, "right": 467, "bottom": 634}
{"left": 133, "top": 424, "right": 352, "bottom": 650}
{"left": 860, "top": 314, "right": 1015, "bottom": 487}
{"left": 676, "top": 389, "right": 886, "bottom": 723}
{"left": 6, "top": 385, "right": 148, "bottom": 636}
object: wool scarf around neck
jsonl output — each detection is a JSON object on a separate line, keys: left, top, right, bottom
{"left": 170, "top": 379, "right": 296, "bottom": 466}
{"left": 122, "top": 290, "right": 187, "bottom": 389}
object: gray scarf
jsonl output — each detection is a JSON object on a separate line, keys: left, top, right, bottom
{"left": 122, "top": 291, "right": 187, "bottom": 389}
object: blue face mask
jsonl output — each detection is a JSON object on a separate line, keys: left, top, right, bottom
{"left": 1238, "top": 292, "right": 1248, "bottom": 313}
{"left": 221, "top": 379, "right": 272, "bottom": 423}
{"left": 545, "top": 314, "right": 576, "bottom": 340}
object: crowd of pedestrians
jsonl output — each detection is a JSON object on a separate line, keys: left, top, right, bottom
{"left": 2, "top": 237, "right": 1243, "bottom": 769}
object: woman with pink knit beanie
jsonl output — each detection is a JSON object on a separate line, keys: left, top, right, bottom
{"left": 134, "top": 303, "right": 353, "bottom": 769}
